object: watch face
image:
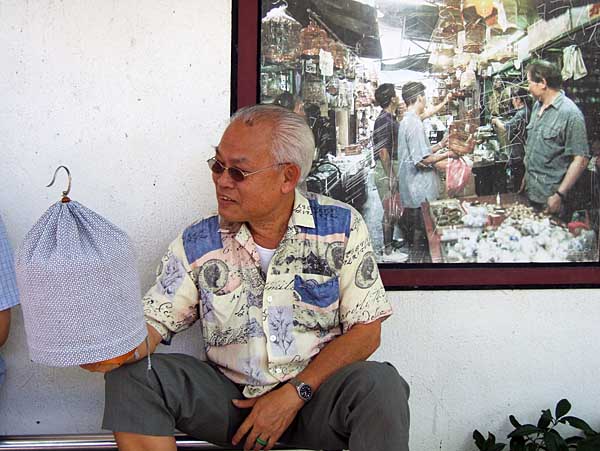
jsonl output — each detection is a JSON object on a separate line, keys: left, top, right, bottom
{"left": 299, "top": 384, "right": 312, "bottom": 400}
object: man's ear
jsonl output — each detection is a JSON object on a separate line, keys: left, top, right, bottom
{"left": 281, "top": 163, "right": 301, "bottom": 194}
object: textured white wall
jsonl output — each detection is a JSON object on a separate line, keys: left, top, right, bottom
{"left": 0, "top": 0, "right": 228, "bottom": 433}
{"left": 1, "top": 2, "right": 599, "bottom": 450}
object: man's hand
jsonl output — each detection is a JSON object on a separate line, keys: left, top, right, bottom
{"left": 80, "top": 324, "right": 162, "bottom": 373}
{"left": 545, "top": 193, "right": 562, "bottom": 215}
{"left": 231, "top": 383, "right": 304, "bottom": 451}
{"left": 80, "top": 361, "right": 123, "bottom": 373}
{"left": 80, "top": 348, "right": 136, "bottom": 373}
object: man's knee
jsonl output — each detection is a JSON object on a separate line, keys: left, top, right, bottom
{"left": 105, "top": 358, "right": 152, "bottom": 392}
{"left": 343, "top": 361, "right": 410, "bottom": 407}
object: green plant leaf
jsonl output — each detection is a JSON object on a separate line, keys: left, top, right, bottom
{"left": 555, "top": 399, "right": 571, "bottom": 419}
{"left": 577, "top": 435, "right": 600, "bottom": 451}
{"left": 510, "top": 415, "right": 523, "bottom": 429}
{"left": 508, "top": 425, "right": 544, "bottom": 438}
{"left": 565, "top": 436, "right": 584, "bottom": 445}
{"left": 510, "top": 435, "right": 526, "bottom": 451}
{"left": 560, "top": 416, "right": 598, "bottom": 436}
{"left": 544, "top": 430, "right": 568, "bottom": 451}
{"left": 538, "top": 409, "right": 553, "bottom": 429}
{"left": 487, "top": 432, "right": 499, "bottom": 450}
{"left": 474, "top": 430, "right": 487, "bottom": 450}
{"left": 525, "top": 443, "right": 538, "bottom": 451}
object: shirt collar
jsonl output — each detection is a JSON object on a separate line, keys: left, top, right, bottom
{"left": 290, "top": 189, "right": 315, "bottom": 230}
{"left": 540, "top": 90, "right": 564, "bottom": 111}
{"left": 217, "top": 188, "right": 315, "bottom": 248}
{"left": 550, "top": 90, "right": 565, "bottom": 109}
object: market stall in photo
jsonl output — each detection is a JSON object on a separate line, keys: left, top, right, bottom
{"left": 259, "top": 0, "right": 600, "bottom": 264}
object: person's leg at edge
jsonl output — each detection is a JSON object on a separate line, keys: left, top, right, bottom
{"left": 281, "top": 360, "right": 410, "bottom": 451}
{"left": 114, "top": 432, "right": 176, "bottom": 451}
{"left": 103, "top": 353, "right": 247, "bottom": 451}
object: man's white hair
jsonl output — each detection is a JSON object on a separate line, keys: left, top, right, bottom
{"left": 230, "top": 104, "right": 315, "bottom": 181}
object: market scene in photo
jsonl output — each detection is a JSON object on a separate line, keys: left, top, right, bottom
{"left": 260, "top": 0, "right": 600, "bottom": 264}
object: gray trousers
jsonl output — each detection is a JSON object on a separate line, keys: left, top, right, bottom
{"left": 103, "top": 354, "right": 410, "bottom": 451}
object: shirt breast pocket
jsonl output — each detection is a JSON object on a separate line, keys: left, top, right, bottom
{"left": 292, "top": 275, "right": 340, "bottom": 332}
{"left": 201, "top": 285, "right": 248, "bottom": 347}
{"left": 542, "top": 126, "right": 561, "bottom": 141}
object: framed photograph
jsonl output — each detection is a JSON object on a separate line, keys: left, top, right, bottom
{"left": 232, "top": 0, "right": 600, "bottom": 288}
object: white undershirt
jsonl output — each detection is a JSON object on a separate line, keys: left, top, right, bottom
{"left": 255, "top": 243, "right": 277, "bottom": 275}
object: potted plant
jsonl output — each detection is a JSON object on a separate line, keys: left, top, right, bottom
{"left": 473, "top": 399, "right": 599, "bottom": 451}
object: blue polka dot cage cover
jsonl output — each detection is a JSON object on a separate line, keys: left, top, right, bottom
{"left": 16, "top": 200, "right": 147, "bottom": 367}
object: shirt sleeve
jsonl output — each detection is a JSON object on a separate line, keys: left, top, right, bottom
{"left": 143, "top": 234, "right": 200, "bottom": 343}
{"left": 338, "top": 209, "right": 392, "bottom": 332}
{"left": 564, "top": 110, "right": 590, "bottom": 158}
{"left": 373, "top": 116, "right": 392, "bottom": 160}
{"left": 0, "top": 217, "right": 19, "bottom": 311}
{"left": 504, "top": 108, "right": 522, "bottom": 133}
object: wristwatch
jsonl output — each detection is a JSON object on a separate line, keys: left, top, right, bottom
{"left": 288, "top": 377, "right": 313, "bottom": 402}
{"left": 555, "top": 191, "right": 566, "bottom": 201}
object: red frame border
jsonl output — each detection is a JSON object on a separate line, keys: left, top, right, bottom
{"left": 232, "top": 0, "right": 600, "bottom": 288}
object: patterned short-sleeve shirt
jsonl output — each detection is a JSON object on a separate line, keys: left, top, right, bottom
{"left": 143, "top": 190, "right": 392, "bottom": 397}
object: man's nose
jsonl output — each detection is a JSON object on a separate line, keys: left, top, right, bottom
{"left": 214, "top": 168, "right": 236, "bottom": 187}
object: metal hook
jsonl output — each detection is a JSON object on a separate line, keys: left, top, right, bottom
{"left": 47, "top": 165, "right": 72, "bottom": 202}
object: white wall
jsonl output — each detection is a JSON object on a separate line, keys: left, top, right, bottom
{"left": 1, "top": 2, "right": 599, "bottom": 450}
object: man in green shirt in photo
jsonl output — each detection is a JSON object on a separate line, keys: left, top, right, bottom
{"left": 523, "top": 59, "right": 590, "bottom": 222}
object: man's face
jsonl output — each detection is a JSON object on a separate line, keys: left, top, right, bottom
{"left": 212, "top": 119, "right": 288, "bottom": 224}
{"left": 416, "top": 94, "right": 427, "bottom": 113}
{"left": 391, "top": 92, "right": 400, "bottom": 109}
{"left": 527, "top": 73, "right": 545, "bottom": 99}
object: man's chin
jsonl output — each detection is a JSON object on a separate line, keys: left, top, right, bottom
{"left": 217, "top": 207, "right": 243, "bottom": 223}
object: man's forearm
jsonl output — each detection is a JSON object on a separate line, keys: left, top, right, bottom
{"left": 379, "top": 148, "right": 393, "bottom": 178}
{"left": 557, "top": 155, "right": 589, "bottom": 196}
{"left": 129, "top": 323, "right": 163, "bottom": 362}
{"left": 421, "top": 98, "right": 448, "bottom": 120}
{"left": 0, "top": 309, "right": 10, "bottom": 347}
{"left": 421, "top": 150, "right": 450, "bottom": 166}
{"left": 293, "top": 319, "right": 382, "bottom": 392}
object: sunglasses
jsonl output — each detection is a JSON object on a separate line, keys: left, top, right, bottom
{"left": 207, "top": 157, "right": 284, "bottom": 182}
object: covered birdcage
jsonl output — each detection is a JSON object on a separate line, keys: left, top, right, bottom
{"left": 16, "top": 167, "right": 146, "bottom": 367}
{"left": 261, "top": 6, "right": 302, "bottom": 64}
{"left": 464, "top": 20, "right": 486, "bottom": 53}
{"left": 300, "top": 20, "right": 330, "bottom": 56}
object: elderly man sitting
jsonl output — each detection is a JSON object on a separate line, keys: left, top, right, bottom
{"left": 84, "top": 104, "right": 410, "bottom": 451}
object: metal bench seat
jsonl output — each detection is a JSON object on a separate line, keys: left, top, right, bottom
{"left": 0, "top": 434, "right": 300, "bottom": 450}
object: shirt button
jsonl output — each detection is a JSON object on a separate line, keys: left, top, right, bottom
{"left": 269, "top": 335, "right": 277, "bottom": 342}
{"left": 267, "top": 296, "right": 273, "bottom": 303}
{"left": 274, "top": 368, "right": 282, "bottom": 374}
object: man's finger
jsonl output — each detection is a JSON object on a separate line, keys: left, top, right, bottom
{"left": 80, "top": 363, "right": 116, "bottom": 373}
{"left": 244, "top": 428, "right": 262, "bottom": 451}
{"left": 231, "top": 417, "right": 253, "bottom": 446}
{"left": 252, "top": 435, "right": 269, "bottom": 451}
{"left": 232, "top": 398, "right": 257, "bottom": 409}
{"left": 262, "top": 433, "right": 279, "bottom": 451}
